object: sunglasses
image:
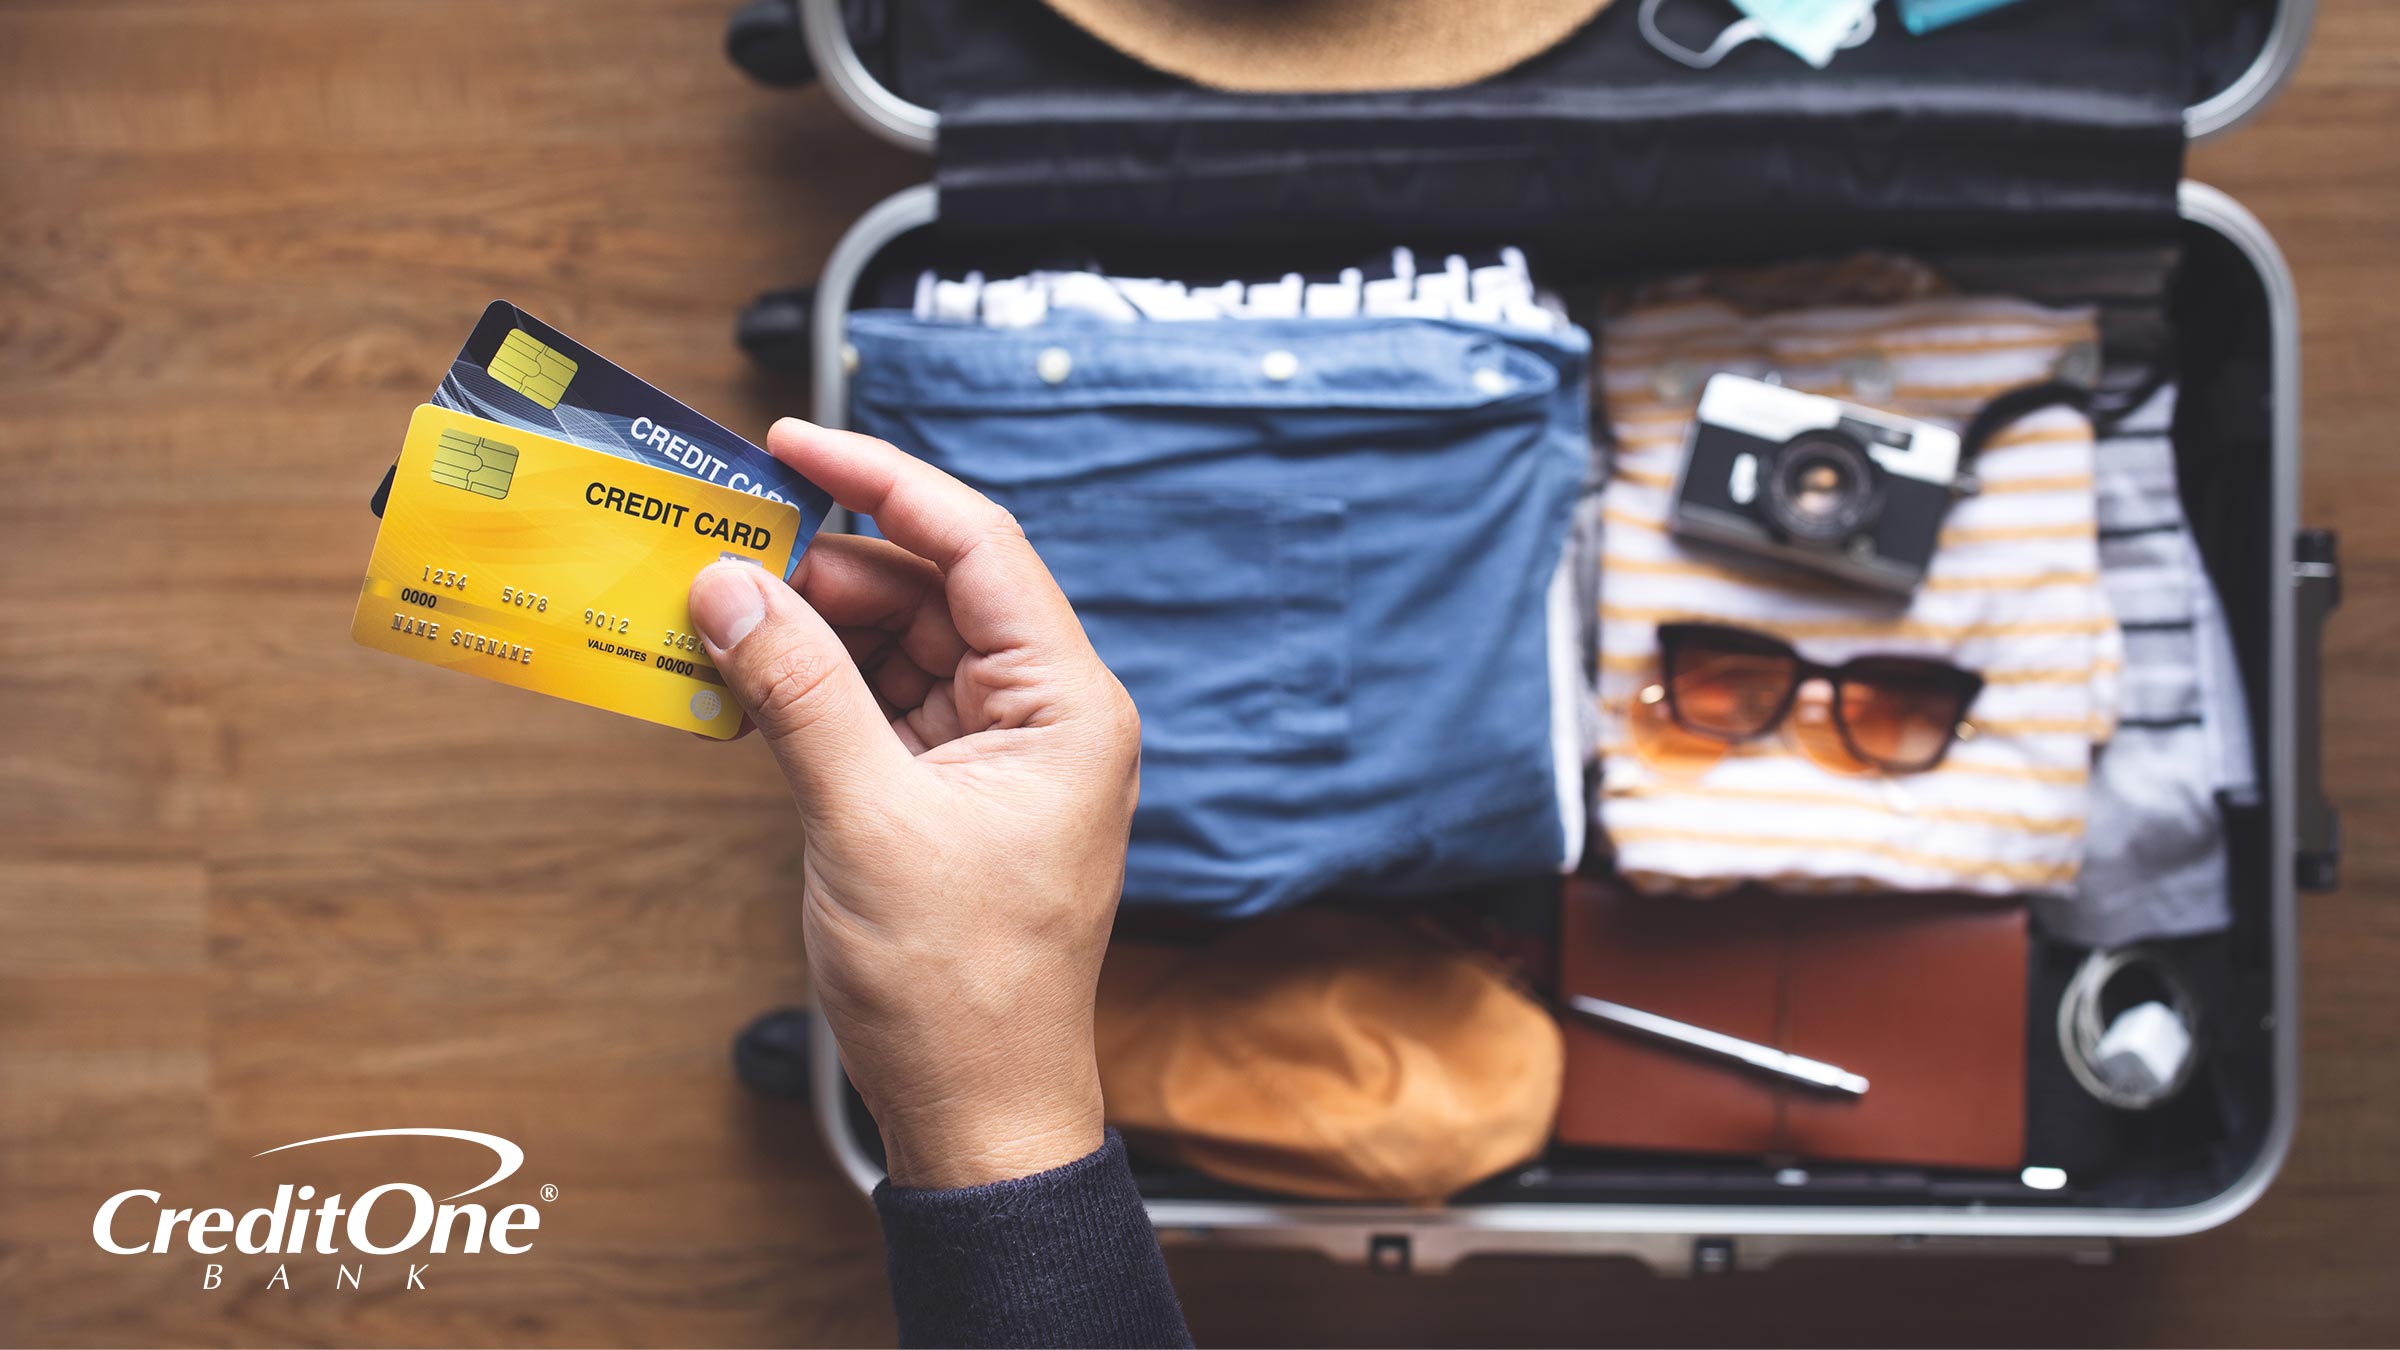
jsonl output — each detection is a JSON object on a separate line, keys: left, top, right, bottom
{"left": 1649, "top": 623, "right": 1984, "bottom": 775}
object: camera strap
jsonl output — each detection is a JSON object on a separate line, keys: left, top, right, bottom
{"left": 1955, "top": 380, "right": 2094, "bottom": 493}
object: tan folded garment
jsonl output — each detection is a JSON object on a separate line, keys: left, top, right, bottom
{"left": 1097, "top": 908, "right": 1563, "bottom": 1202}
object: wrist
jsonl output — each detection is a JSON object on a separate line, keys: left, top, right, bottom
{"left": 877, "top": 1068, "right": 1106, "bottom": 1190}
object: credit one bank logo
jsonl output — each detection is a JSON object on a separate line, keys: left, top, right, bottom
{"left": 91, "top": 1129, "right": 546, "bottom": 1291}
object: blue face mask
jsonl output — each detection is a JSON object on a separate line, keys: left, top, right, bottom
{"left": 1639, "top": 0, "right": 1879, "bottom": 69}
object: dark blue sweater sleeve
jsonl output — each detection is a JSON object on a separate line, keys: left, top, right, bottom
{"left": 872, "top": 1130, "right": 1193, "bottom": 1349}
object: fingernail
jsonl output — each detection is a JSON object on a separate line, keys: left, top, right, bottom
{"left": 689, "top": 563, "right": 767, "bottom": 652}
{"left": 769, "top": 416, "right": 818, "bottom": 438}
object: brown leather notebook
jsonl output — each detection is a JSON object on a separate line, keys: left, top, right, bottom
{"left": 1556, "top": 876, "right": 2027, "bottom": 1169}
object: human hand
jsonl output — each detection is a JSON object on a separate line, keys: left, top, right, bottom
{"left": 687, "top": 420, "right": 1139, "bottom": 1191}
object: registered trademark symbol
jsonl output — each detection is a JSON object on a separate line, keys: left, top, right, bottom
{"left": 540, "top": 1184, "right": 558, "bottom": 1202}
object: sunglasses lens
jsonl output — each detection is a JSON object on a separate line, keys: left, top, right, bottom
{"left": 1788, "top": 685, "right": 1877, "bottom": 776}
{"left": 1838, "top": 661, "right": 1976, "bottom": 771}
{"left": 1663, "top": 630, "right": 1798, "bottom": 738}
{"left": 1628, "top": 682, "right": 1732, "bottom": 779}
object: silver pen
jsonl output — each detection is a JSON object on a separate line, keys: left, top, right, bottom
{"left": 1567, "top": 995, "right": 1871, "bottom": 1097}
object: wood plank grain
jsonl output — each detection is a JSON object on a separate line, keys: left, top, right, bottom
{"left": 1, "top": 0, "right": 2395, "bottom": 1345}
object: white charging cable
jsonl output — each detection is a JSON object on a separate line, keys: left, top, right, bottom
{"left": 2057, "top": 947, "right": 2201, "bottom": 1110}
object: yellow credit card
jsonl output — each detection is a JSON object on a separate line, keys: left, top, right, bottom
{"left": 352, "top": 404, "right": 800, "bottom": 738}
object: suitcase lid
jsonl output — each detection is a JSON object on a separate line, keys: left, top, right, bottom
{"left": 802, "top": 0, "right": 2311, "bottom": 262}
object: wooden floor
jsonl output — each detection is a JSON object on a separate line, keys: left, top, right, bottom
{"left": 1, "top": 2, "right": 2394, "bottom": 1345}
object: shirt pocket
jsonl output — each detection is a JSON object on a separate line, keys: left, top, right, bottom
{"left": 1008, "top": 486, "right": 1351, "bottom": 760}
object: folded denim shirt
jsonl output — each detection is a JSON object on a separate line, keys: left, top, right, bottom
{"left": 846, "top": 311, "right": 1592, "bottom": 919}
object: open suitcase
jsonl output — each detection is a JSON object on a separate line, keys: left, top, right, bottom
{"left": 729, "top": 0, "right": 2340, "bottom": 1275}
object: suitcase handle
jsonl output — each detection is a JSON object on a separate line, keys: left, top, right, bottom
{"left": 2293, "top": 527, "right": 2341, "bottom": 891}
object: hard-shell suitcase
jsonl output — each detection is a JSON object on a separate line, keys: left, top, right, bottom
{"left": 733, "top": 0, "right": 2339, "bottom": 1275}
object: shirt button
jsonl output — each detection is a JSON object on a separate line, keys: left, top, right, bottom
{"left": 1261, "top": 350, "right": 1299, "bottom": 382}
{"left": 840, "top": 342, "right": 860, "bottom": 376}
{"left": 1653, "top": 360, "right": 1699, "bottom": 405}
{"left": 1036, "top": 346, "right": 1074, "bottom": 384}
{"left": 1843, "top": 353, "right": 1896, "bottom": 403}
{"left": 2056, "top": 341, "right": 2100, "bottom": 389}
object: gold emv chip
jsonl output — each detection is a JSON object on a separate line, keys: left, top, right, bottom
{"left": 489, "top": 328, "right": 578, "bottom": 409}
{"left": 430, "top": 428, "right": 520, "bottom": 500}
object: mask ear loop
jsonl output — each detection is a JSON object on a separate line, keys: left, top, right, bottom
{"left": 1640, "top": 0, "right": 1763, "bottom": 68}
{"left": 1837, "top": 5, "right": 1878, "bottom": 50}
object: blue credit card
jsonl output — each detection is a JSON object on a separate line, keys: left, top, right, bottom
{"left": 371, "top": 300, "right": 829, "bottom": 576}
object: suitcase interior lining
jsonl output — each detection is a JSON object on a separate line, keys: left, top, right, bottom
{"left": 830, "top": 212, "right": 2281, "bottom": 1213}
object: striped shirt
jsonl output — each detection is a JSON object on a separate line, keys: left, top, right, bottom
{"left": 1595, "top": 293, "right": 2119, "bottom": 897}
{"left": 2032, "top": 385, "right": 2254, "bottom": 942}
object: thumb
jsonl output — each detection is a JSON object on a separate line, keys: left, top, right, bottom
{"left": 689, "top": 560, "right": 914, "bottom": 813}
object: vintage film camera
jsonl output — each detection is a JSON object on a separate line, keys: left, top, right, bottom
{"left": 1668, "top": 373, "right": 1964, "bottom": 594}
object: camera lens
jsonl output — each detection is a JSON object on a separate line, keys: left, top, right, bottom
{"left": 1763, "top": 431, "right": 1882, "bottom": 545}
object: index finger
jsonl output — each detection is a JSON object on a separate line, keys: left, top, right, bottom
{"left": 766, "top": 418, "right": 1090, "bottom": 662}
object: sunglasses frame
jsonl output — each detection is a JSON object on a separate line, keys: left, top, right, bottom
{"left": 1655, "top": 622, "right": 1986, "bottom": 773}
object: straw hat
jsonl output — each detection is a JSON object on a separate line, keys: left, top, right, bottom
{"left": 1044, "top": 0, "right": 1615, "bottom": 93}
